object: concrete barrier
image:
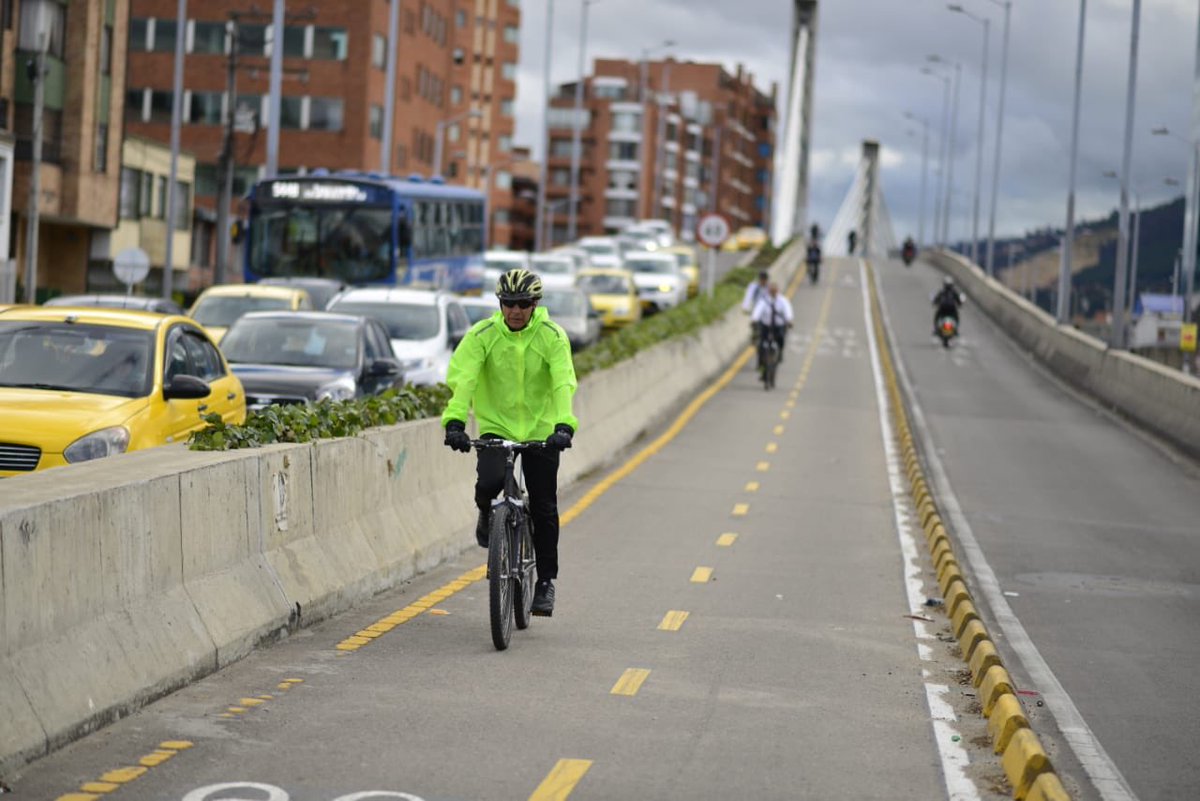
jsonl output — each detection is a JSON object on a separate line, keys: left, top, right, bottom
{"left": 0, "top": 242, "right": 799, "bottom": 775}
{"left": 927, "top": 249, "right": 1200, "bottom": 460}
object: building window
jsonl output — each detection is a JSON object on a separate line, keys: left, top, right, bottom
{"left": 99, "top": 24, "right": 112, "bottom": 75}
{"left": 495, "top": 171, "right": 512, "bottom": 190}
{"left": 312, "top": 27, "right": 347, "bottom": 60}
{"left": 502, "top": 25, "right": 518, "bottom": 44}
{"left": 149, "top": 90, "right": 174, "bottom": 123}
{"left": 279, "top": 95, "right": 303, "bottom": 129}
{"left": 94, "top": 123, "right": 108, "bottom": 172}
{"left": 119, "top": 168, "right": 140, "bottom": 218}
{"left": 192, "top": 21, "right": 226, "bottom": 54}
{"left": 151, "top": 18, "right": 177, "bottom": 53}
{"left": 606, "top": 199, "right": 636, "bottom": 218}
{"left": 447, "top": 123, "right": 460, "bottom": 143}
{"left": 612, "top": 111, "right": 640, "bottom": 134}
{"left": 19, "top": 0, "right": 66, "bottom": 57}
{"left": 455, "top": 9, "right": 466, "bottom": 27}
{"left": 372, "top": 33, "right": 386, "bottom": 68}
{"left": 500, "top": 99, "right": 514, "bottom": 118}
{"left": 369, "top": 104, "right": 383, "bottom": 139}
{"left": 608, "top": 171, "right": 636, "bottom": 190}
{"left": 173, "top": 182, "right": 191, "bottom": 230}
{"left": 282, "top": 25, "right": 306, "bottom": 58}
{"left": 547, "top": 107, "right": 589, "bottom": 129}
{"left": 309, "top": 97, "right": 344, "bottom": 131}
{"left": 155, "top": 175, "right": 168, "bottom": 219}
{"left": 550, "top": 168, "right": 570, "bottom": 187}
{"left": 501, "top": 62, "right": 517, "bottom": 81}
{"left": 195, "top": 163, "right": 219, "bottom": 197}
{"left": 125, "top": 88, "right": 146, "bottom": 122}
{"left": 187, "top": 91, "right": 222, "bottom": 125}
{"left": 236, "top": 24, "right": 266, "bottom": 55}
{"left": 608, "top": 141, "right": 639, "bottom": 161}
{"left": 138, "top": 171, "right": 152, "bottom": 216}
{"left": 498, "top": 135, "right": 513, "bottom": 153}
{"left": 450, "top": 85, "right": 463, "bottom": 105}
{"left": 129, "top": 17, "right": 149, "bottom": 51}
{"left": 594, "top": 84, "right": 624, "bottom": 100}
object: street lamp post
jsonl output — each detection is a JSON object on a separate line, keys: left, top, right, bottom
{"left": 905, "top": 111, "right": 930, "bottom": 247}
{"left": 568, "top": 0, "right": 597, "bottom": 242}
{"left": 433, "top": 109, "right": 483, "bottom": 180}
{"left": 949, "top": 4, "right": 990, "bottom": 271}
{"left": 639, "top": 39, "right": 675, "bottom": 221}
{"left": 1153, "top": 126, "right": 1200, "bottom": 325}
{"left": 1059, "top": 0, "right": 1087, "bottom": 324}
{"left": 162, "top": 0, "right": 187, "bottom": 301}
{"left": 929, "top": 55, "right": 962, "bottom": 248}
{"left": 1110, "top": 0, "right": 1143, "bottom": 349}
{"left": 982, "top": 0, "right": 1013, "bottom": 277}
{"left": 535, "top": 0, "right": 555, "bottom": 252}
{"left": 921, "top": 66, "right": 952, "bottom": 249}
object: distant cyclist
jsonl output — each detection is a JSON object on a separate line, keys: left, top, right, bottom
{"left": 442, "top": 268, "right": 578, "bottom": 617}
{"left": 742, "top": 269, "right": 770, "bottom": 313}
{"left": 751, "top": 281, "right": 793, "bottom": 367}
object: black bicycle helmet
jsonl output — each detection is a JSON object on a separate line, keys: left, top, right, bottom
{"left": 496, "top": 268, "right": 543, "bottom": 300}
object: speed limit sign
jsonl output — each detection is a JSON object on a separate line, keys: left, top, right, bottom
{"left": 696, "top": 213, "right": 732, "bottom": 249}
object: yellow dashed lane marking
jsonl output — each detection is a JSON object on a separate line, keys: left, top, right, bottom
{"left": 731, "top": 503, "right": 749, "bottom": 516}
{"left": 80, "top": 782, "right": 120, "bottom": 793}
{"left": 744, "top": 481, "right": 760, "bottom": 493}
{"left": 716, "top": 533, "right": 738, "bottom": 547}
{"left": 756, "top": 461, "right": 770, "bottom": 472}
{"left": 691, "top": 566, "right": 714, "bottom": 583}
{"left": 100, "top": 767, "right": 147, "bottom": 783}
{"left": 657, "top": 610, "right": 690, "bottom": 631}
{"left": 780, "top": 410, "right": 791, "bottom": 420}
{"left": 774, "top": 424, "right": 785, "bottom": 435}
{"left": 610, "top": 668, "right": 652, "bottom": 696}
{"left": 56, "top": 794, "right": 101, "bottom": 801}
{"left": 528, "top": 758, "right": 594, "bottom": 801}
{"left": 765, "top": 442, "right": 778, "bottom": 453}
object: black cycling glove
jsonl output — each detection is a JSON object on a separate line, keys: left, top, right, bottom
{"left": 546, "top": 424, "right": 574, "bottom": 451}
{"left": 444, "top": 420, "right": 471, "bottom": 453}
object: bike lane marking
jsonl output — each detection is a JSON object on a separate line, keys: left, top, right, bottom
{"left": 609, "top": 669, "right": 652, "bottom": 697}
{"left": 527, "top": 758, "right": 594, "bottom": 801}
{"left": 715, "top": 533, "right": 738, "bottom": 547}
{"left": 657, "top": 610, "right": 690, "bottom": 631}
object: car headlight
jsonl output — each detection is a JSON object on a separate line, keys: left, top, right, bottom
{"left": 64, "top": 426, "right": 130, "bottom": 464}
{"left": 659, "top": 283, "right": 674, "bottom": 293}
{"left": 316, "top": 378, "right": 357, "bottom": 402}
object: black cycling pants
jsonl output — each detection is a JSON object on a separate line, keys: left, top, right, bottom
{"left": 475, "top": 444, "right": 561, "bottom": 580}
{"left": 758, "top": 326, "right": 787, "bottom": 361}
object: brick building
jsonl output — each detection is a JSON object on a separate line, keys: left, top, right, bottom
{"left": 126, "top": 0, "right": 522, "bottom": 289}
{"left": 5, "top": 0, "right": 130, "bottom": 300}
{"left": 545, "top": 57, "right": 776, "bottom": 244}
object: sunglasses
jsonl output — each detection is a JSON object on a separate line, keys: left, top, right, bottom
{"left": 500, "top": 299, "right": 535, "bottom": 309}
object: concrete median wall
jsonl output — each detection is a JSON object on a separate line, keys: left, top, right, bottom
{"left": 927, "top": 249, "right": 1200, "bottom": 459}
{"left": 0, "top": 243, "right": 799, "bottom": 775}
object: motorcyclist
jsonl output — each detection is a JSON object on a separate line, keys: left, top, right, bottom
{"left": 931, "top": 277, "right": 965, "bottom": 334}
{"left": 902, "top": 236, "right": 917, "bottom": 264}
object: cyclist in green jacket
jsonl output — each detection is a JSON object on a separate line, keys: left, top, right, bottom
{"left": 442, "top": 268, "right": 578, "bottom": 616}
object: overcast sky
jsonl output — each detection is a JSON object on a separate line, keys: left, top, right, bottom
{"left": 513, "top": 0, "right": 1199, "bottom": 242}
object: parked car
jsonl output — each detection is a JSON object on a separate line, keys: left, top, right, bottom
{"left": 188, "top": 284, "right": 312, "bottom": 344}
{"left": 623, "top": 252, "right": 688, "bottom": 313}
{"left": 736, "top": 226, "right": 769, "bottom": 251}
{"left": 530, "top": 253, "right": 578, "bottom": 290}
{"left": 661, "top": 245, "right": 701, "bottom": 297}
{"left": 44, "top": 294, "right": 186, "bottom": 315}
{"left": 576, "top": 236, "right": 624, "bottom": 269}
{"left": 327, "top": 287, "right": 470, "bottom": 385}
{"left": 459, "top": 295, "right": 498, "bottom": 325}
{"left": 577, "top": 268, "right": 642, "bottom": 329}
{"left": 220, "top": 311, "right": 403, "bottom": 409}
{"left": 259, "top": 277, "right": 347, "bottom": 310}
{"left": 483, "top": 250, "right": 531, "bottom": 295}
{"left": 0, "top": 307, "right": 245, "bottom": 475}
{"left": 542, "top": 287, "right": 602, "bottom": 351}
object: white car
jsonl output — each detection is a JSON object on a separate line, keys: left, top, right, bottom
{"left": 631, "top": 219, "right": 675, "bottom": 248}
{"left": 552, "top": 246, "right": 593, "bottom": 273}
{"left": 327, "top": 287, "right": 471, "bottom": 385}
{"left": 623, "top": 252, "right": 688, "bottom": 313}
{"left": 483, "top": 250, "right": 531, "bottom": 294}
{"left": 576, "top": 236, "right": 623, "bottom": 269}
{"left": 530, "top": 254, "right": 578, "bottom": 290}
{"left": 458, "top": 295, "right": 498, "bottom": 325}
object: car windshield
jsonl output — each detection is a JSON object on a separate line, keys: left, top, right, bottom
{"left": 580, "top": 242, "right": 615, "bottom": 257}
{"left": 626, "top": 258, "right": 675, "bottom": 275}
{"left": 673, "top": 253, "right": 692, "bottom": 269}
{"left": 578, "top": 274, "right": 628, "bottom": 295}
{"left": 191, "top": 295, "right": 292, "bottom": 327}
{"left": 532, "top": 258, "right": 573, "bottom": 275}
{"left": 0, "top": 322, "right": 154, "bottom": 398}
{"left": 462, "top": 303, "right": 495, "bottom": 324}
{"left": 328, "top": 301, "right": 440, "bottom": 340}
{"left": 220, "top": 318, "right": 360, "bottom": 369}
{"left": 542, "top": 291, "right": 588, "bottom": 319}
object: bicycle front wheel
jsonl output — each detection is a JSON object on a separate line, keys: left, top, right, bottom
{"left": 513, "top": 515, "right": 535, "bottom": 630}
{"left": 488, "top": 505, "right": 514, "bottom": 650}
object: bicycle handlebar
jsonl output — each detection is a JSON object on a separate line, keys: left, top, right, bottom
{"left": 470, "top": 439, "right": 550, "bottom": 451}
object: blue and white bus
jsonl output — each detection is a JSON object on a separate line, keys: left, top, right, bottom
{"left": 243, "top": 171, "right": 487, "bottom": 294}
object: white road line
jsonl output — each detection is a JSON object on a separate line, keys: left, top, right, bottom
{"left": 871, "top": 262, "right": 1140, "bottom": 801}
{"left": 859, "top": 260, "right": 979, "bottom": 801}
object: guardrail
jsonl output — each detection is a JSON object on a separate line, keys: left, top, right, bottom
{"left": 0, "top": 244, "right": 799, "bottom": 775}
{"left": 928, "top": 249, "right": 1200, "bottom": 460}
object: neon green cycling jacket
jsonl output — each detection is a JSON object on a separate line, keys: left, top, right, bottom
{"left": 441, "top": 306, "right": 579, "bottom": 441}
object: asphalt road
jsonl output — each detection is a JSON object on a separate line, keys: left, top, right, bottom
{"left": 12, "top": 257, "right": 1009, "bottom": 801}
{"left": 878, "top": 256, "right": 1200, "bottom": 801}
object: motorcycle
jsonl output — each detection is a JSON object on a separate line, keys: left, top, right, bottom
{"left": 902, "top": 243, "right": 916, "bottom": 266}
{"left": 935, "top": 314, "right": 958, "bottom": 348}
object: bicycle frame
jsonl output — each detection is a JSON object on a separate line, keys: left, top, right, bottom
{"left": 473, "top": 439, "right": 542, "bottom": 583}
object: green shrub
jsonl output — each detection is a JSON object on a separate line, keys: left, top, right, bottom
{"left": 189, "top": 242, "right": 789, "bottom": 451}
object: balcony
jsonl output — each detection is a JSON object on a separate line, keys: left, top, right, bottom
{"left": 604, "top": 187, "right": 638, "bottom": 200}
{"left": 606, "top": 159, "right": 641, "bottom": 172}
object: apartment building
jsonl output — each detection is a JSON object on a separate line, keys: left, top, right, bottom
{"left": 126, "top": 0, "right": 521, "bottom": 287}
{"left": 545, "top": 57, "right": 776, "bottom": 244}
{"left": 5, "top": 0, "right": 129, "bottom": 299}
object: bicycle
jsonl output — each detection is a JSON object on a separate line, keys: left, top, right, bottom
{"left": 471, "top": 438, "right": 544, "bottom": 651}
{"left": 757, "top": 327, "right": 784, "bottom": 390}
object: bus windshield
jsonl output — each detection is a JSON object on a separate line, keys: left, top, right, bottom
{"left": 249, "top": 204, "right": 394, "bottom": 284}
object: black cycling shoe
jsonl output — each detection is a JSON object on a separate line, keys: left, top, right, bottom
{"left": 531, "top": 580, "right": 555, "bottom": 617}
{"left": 475, "top": 510, "right": 489, "bottom": 548}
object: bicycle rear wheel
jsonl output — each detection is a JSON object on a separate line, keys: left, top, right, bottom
{"left": 513, "top": 515, "right": 535, "bottom": 630}
{"left": 763, "top": 346, "right": 778, "bottom": 389}
{"left": 488, "top": 505, "right": 514, "bottom": 650}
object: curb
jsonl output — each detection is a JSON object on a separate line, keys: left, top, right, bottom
{"left": 864, "top": 261, "right": 1071, "bottom": 801}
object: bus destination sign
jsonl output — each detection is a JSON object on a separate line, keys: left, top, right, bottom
{"left": 268, "top": 181, "right": 370, "bottom": 203}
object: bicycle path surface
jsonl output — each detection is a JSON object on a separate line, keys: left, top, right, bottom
{"left": 13, "top": 257, "right": 1010, "bottom": 801}
{"left": 878, "top": 256, "right": 1200, "bottom": 801}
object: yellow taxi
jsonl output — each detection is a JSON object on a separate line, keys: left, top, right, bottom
{"left": 662, "top": 245, "right": 701, "bottom": 297}
{"left": 576, "top": 268, "right": 642, "bottom": 329}
{"left": 0, "top": 307, "right": 246, "bottom": 476}
{"left": 736, "top": 226, "right": 769, "bottom": 251}
{"left": 188, "top": 283, "right": 312, "bottom": 344}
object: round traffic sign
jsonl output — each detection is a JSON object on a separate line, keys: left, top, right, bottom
{"left": 696, "top": 213, "right": 731, "bottom": 248}
{"left": 113, "top": 247, "right": 151, "bottom": 286}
